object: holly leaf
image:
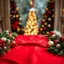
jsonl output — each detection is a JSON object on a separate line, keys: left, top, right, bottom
{"left": 58, "top": 50, "right": 64, "bottom": 56}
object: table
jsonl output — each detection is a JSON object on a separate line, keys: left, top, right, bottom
{"left": 0, "top": 35, "right": 64, "bottom": 64}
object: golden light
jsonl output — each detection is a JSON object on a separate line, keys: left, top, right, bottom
{"left": 40, "top": 28, "right": 43, "bottom": 31}
{"left": 45, "top": 8, "right": 48, "bottom": 11}
{"left": 16, "top": 7, "right": 19, "bottom": 11}
{"left": 24, "top": 10, "right": 38, "bottom": 35}
{"left": 42, "top": 25, "right": 44, "bottom": 27}
{"left": 16, "top": 15, "right": 19, "bottom": 18}
{"left": 17, "top": 27, "right": 20, "bottom": 32}
{"left": 30, "top": 0, "right": 33, "bottom": 6}
{"left": 45, "top": 23, "right": 47, "bottom": 25}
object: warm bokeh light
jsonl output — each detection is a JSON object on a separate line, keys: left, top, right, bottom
{"left": 24, "top": 8, "right": 38, "bottom": 35}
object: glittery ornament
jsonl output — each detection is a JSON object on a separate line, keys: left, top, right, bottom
{"left": 48, "top": 18, "right": 51, "bottom": 21}
{"left": 54, "top": 40, "right": 58, "bottom": 44}
{"left": 42, "top": 25, "right": 44, "bottom": 27}
{"left": 44, "top": 27, "right": 46, "bottom": 30}
{"left": 10, "top": 14, "right": 12, "bottom": 17}
{"left": 17, "top": 27, "right": 20, "bottom": 32}
{"left": 47, "top": 40, "right": 54, "bottom": 46}
{"left": 40, "top": 28, "right": 43, "bottom": 31}
{"left": 45, "top": 23, "right": 47, "bottom": 25}
{"left": 19, "top": 22, "right": 22, "bottom": 25}
{"left": 48, "top": 24, "right": 51, "bottom": 27}
{"left": 42, "top": 19, "right": 45, "bottom": 22}
{"left": 56, "top": 44, "right": 60, "bottom": 48}
{"left": 13, "top": 11, "right": 16, "bottom": 14}
{"left": 13, "top": 15, "right": 15, "bottom": 18}
{"left": 16, "top": 15, "right": 19, "bottom": 18}
{"left": 45, "top": 8, "right": 48, "bottom": 11}
{"left": 47, "top": 32, "right": 50, "bottom": 35}
{"left": 3, "top": 46, "right": 7, "bottom": 51}
{"left": 48, "top": 11, "right": 51, "bottom": 14}
{"left": 11, "top": 41, "right": 16, "bottom": 48}
{"left": 16, "top": 7, "right": 19, "bottom": 11}
{"left": 19, "top": 18, "right": 22, "bottom": 21}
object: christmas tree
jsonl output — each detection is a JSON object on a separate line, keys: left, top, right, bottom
{"left": 10, "top": 0, "right": 24, "bottom": 34}
{"left": 24, "top": 0, "right": 38, "bottom": 35}
{"left": 39, "top": 0, "right": 55, "bottom": 35}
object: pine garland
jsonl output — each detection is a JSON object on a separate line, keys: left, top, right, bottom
{"left": 47, "top": 30, "right": 64, "bottom": 56}
{"left": 0, "top": 30, "right": 17, "bottom": 55}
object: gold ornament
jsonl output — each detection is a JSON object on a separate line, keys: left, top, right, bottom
{"left": 45, "top": 8, "right": 48, "bottom": 11}
{"left": 42, "top": 25, "right": 44, "bottom": 27}
{"left": 13, "top": 15, "right": 15, "bottom": 18}
{"left": 19, "top": 22, "right": 22, "bottom": 25}
{"left": 10, "top": 14, "right": 12, "bottom": 17}
{"left": 40, "top": 28, "right": 43, "bottom": 31}
{"left": 16, "top": 15, "right": 19, "bottom": 18}
{"left": 16, "top": 7, "right": 19, "bottom": 11}
{"left": 17, "top": 27, "right": 20, "bottom": 32}
{"left": 42, "top": 19, "right": 45, "bottom": 22}
{"left": 47, "top": 32, "right": 50, "bottom": 35}
{"left": 45, "top": 23, "right": 47, "bottom": 25}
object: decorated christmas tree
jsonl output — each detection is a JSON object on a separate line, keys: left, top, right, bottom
{"left": 24, "top": 0, "right": 38, "bottom": 35}
{"left": 10, "top": 0, "right": 24, "bottom": 34}
{"left": 39, "top": 0, "right": 55, "bottom": 35}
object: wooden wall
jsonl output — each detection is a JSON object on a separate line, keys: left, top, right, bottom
{"left": 0, "top": 0, "right": 11, "bottom": 32}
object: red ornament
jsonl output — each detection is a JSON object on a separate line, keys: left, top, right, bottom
{"left": 13, "top": 11, "right": 16, "bottom": 14}
{"left": 54, "top": 40, "right": 58, "bottom": 44}
{"left": 11, "top": 21, "right": 19, "bottom": 29}
{"left": 11, "top": 41, "right": 16, "bottom": 48}
{"left": 44, "top": 12, "right": 49, "bottom": 16}
{"left": 48, "top": 11, "right": 51, "bottom": 14}
{"left": 10, "top": 3, "right": 16, "bottom": 8}
{"left": 0, "top": 39, "right": 5, "bottom": 47}
{"left": 41, "top": 21, "right": 44, "bottom": 24}
{"left": 43, "top": 27, "right": 46, "bottom": 30}
{"left": 50, "top": 3, "right": 54, "bottom": 8}
{"left": 49, "top": 31, "right": 54, "bottom": 36}
{"left": 60, "top": 36, "right": 64, "bottom": 41}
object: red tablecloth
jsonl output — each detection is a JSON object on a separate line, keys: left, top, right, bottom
{"left": 0, "top": 35, "right": 64, "bottom": 64}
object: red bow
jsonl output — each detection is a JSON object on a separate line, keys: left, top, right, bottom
{"left": 11, "top": 21, "right": 19, "bottom": 29}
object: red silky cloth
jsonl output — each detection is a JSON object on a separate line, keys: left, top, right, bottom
{"left": 15, "top": 35, "right": 48, "bottom": 47}
{"left": 0, "top": 35, "right": 64, "bottom": 64}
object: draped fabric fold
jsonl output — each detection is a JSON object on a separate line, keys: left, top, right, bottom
{"left": 14, "top": 35, "right": 48, "bottom": 47}
{"left": 0, "top": 35, "right": 64, "bottom": 64}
